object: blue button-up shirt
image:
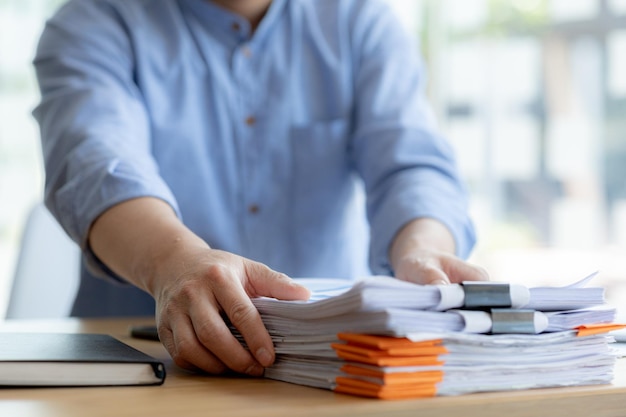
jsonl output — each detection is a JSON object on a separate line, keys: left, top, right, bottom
{"left": 33, "top": 0, "right": 476, "bottom": 316}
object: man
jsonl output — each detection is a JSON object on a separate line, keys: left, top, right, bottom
{"left": 33, "top": 0, "right": 488, "bottom": 377}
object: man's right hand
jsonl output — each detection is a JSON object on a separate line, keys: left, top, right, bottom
{"left": 88, "top": 197, "right": 310, "bottom": 375}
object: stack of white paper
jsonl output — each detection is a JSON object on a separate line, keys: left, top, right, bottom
{"left": 254, "top": 274, "right": 606, "bottom": 318}
{"left": 234, "top": 274, "right": 623, "bottom": 399}
{"left": 264, "top": 332, "right": 617, "bottom": 398}
{"left": 252, "top": 274, "right": 614, "bottom": 336}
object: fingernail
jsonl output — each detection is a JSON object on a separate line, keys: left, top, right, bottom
{"left": 433, "top": 279, "right": 448, "bottom": 286}
{"left": 255, "top": 347, "right": 273, "bottom": 367}
{"left": 245, "top": 363, "right": 264, "bottom": 376}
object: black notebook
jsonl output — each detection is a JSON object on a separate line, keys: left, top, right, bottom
{"left": 0, "top": 333, "right": 166, "bottom": 387}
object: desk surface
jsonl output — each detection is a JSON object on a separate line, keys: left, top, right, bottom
{"left": 0, "top": 318, "right": 624, "bottom": 417}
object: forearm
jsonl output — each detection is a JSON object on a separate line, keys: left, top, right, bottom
{"left": 87, "top": 196, "right": 207, "bottom": 296}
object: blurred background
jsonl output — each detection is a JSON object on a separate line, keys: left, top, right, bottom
{"left": 0, "top": 0, "right": 625, "bottom": 317}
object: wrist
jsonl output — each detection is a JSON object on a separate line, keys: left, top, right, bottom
{"left": 88, "top": 197, "right": 206, "bottom": 295}
{"left": 140, "top": 227, "right": 210, "bottom": 297}
{"left": 389, "top": 218, "right": 456, "bottom": 272}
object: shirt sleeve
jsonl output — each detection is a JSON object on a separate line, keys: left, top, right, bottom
{"left": 348, "top": 0, "right": 477, "bottom": 275}
{"left": 32, "top": 1, "right": 180, "bottom": 280}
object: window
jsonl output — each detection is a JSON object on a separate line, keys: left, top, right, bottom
{"left": 387, "top": 0, "right": 626, "bottom": 310}
{"left": 0, "top": 0, "right": 66, "bottom": 313}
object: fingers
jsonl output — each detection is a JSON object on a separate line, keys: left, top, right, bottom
{"left": 444, "top": 258, "right": 490, "bottom": 284}
{"left": 173, "top": 261, "right": 286, "bottom": 374}
{"left": 158, "top": 315, "right": 229, "bottom": 374}
{"left": 156, "top": 260, "right": 271, "bottom": 376}
{"left": 152, "top": 246, "right": 305, "bottom": 376}
{"left": 189, "top": 295, "right": 267, "bottom": 375}
{"left": 396, "top": 257, "right": 450, "bottom": 285}
{"left": 245, "top": 263, "right": 311, "bottom": 301}
{"left": 395, "top": 250, "right": 489, "bottom": 286}
{"left": 205, "top": 274, "right": 274, "bottom": 372}
{"left": 159, "top": 295, "right": 267, "bottom": 376}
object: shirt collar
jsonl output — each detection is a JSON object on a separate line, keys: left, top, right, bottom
{"left": 181, "top": 0, "right": 287, "bottom": 44}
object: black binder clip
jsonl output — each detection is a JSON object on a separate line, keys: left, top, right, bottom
{"left": 462, "top": 282, "right": 512, "bottom": 308}
{"left": 490, "top": 308, "right": 538, "bottom": 334}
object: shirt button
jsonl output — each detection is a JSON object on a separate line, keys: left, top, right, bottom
{"left": 231, "top": 22, "right": 241, "bottom": 31}
{"left": 245, "top": 115, "right": 256, "bottom": 126}
{"left": 241, "top": 46, "right": 252, "bottom": 58}
{"left": 248, "top": 204, "right": 260, "bottom": 214}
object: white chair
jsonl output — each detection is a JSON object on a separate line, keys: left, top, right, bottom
{"left": 5, "top": 203, "right": 81, "bottom": 318}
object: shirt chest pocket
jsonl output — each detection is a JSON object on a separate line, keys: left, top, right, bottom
{"left": 290, "top": 118, "right": 351, "bottom": 189}
{"left": 290, "top": 118, "right": 356, "bottom": 221}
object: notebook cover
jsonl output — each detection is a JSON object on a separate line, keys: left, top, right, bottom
{"left": 0, "top": 333, "right": 166, "bottom": 387}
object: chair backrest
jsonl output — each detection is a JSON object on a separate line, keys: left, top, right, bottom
{"left": 5, "top": 203, "right": 81, "bottom": 319}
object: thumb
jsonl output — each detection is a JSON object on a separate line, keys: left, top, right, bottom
{"left": 245, "top": 263, "right": 311, "bottom": 301}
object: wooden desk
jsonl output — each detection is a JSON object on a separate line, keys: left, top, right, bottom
{"left": 0, "top": 318, "right": 625, "bottom": 417}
